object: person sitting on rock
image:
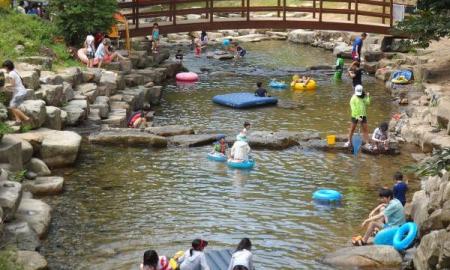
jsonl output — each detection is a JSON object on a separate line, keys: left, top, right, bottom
{"left": 2, "top": 60, "right": 30, "bottom": 126}
{"left": 178, "top": 239, "right": 211, "bottom": 270}
{"left": 353, "top": 188, "right": 405, "bottom": 246}
{"left": 128, "top": 106, "right": 151, "bottom": 128}
{"left": 371, "top": 122, "right": 389, "bottom": 151}
{"left": 140, "top": 250, "right": 172, "bottom": 270}
{"left": 230, "top": 134, "right": 251, "bottom": 162}
{"left": 95, "top": 38, "right": 126, "bottom": 68}
{"left": 212, "top": 136, "right": 228, "bottom": 155}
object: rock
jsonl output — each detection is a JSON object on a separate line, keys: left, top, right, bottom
{"left": 15, "top": 198, "right": 51, "bottom": 238}
{"left": 37, "top": 84, "right": 64, "bottom": 107}
{"left": 18, "top": 56, "right": 52, "bottom": 70}
{"left": 0, "top": 103, "right": 8, "bottom": 121}
{"left": 390, "top": 39, "right": 411, "bottom": 53}
{"left": 0, "top": 181, "right": 22, "bottom": 222}
{"left": 413, "top": 229, "right": 448, "bottom": 270}
{"left": 62, "top": 82, "right": 75, "bottom": 102}
{"left": 147, "top": 86, "right": 163, "bottom": 105}
{"left": 43, "top": 106, "right": 62, "bottom": 130}
{"left": 124, "top": 73, "right": 145, "bottom": 87}
{"left": 18, "top": 70, "right": 40, "bottom": 90}
{"left": 235, "top": 34, "right": 269, "bottom": 42}
{"left": 39, "top": 71, "right": 63, "bottom": 85}
{"left": 288, "top": 29, "right": 315, "bottom": 44}
{"left": 364, "top": 51, "right": 384, "bottom": 62}
{"left": 1, "top": 134, "right": 34, "bottom": 164}
{"left": 101, "top": 109, "right": 127, "bottom": 127}
{"left": 89, "top": 128, "right": 168, "bottom": 147}
{"left": 59, "top": 67, "right": 83, "bottom": 87}
{"left": 363, "top": 62, "right": 379, "bottom": 74}
{"left": 411, "top": 190, "right": 430, "bottom": 234}
{"left": 18, "top": 100, "right": 46, "bottom": 129}
{"left": 25, "top": 158, "right": 51, "bottom": 176}
{"left": 82, "top": 69, "right": 101, "bottom": 83}
{"left": 15, "top": 44, "right": 25, "bottom": 54}
{"left": 23, "top": 176, "right": 64, "bottom": 195}
{"left": 16, "top": 250, "right": 48, "bottom": 270}
{"left": 436, "top": 97, "right": 450, "bottom": 132}
{"left": 213, "top": 53, "right": 234, "bottom": 60}
{"left": 14, "top": 128, "right": 82, "bottom": 168}
{"left": 75, "top": 83, "right": 98, "bottom": 104}
{"left": 4, "top": 221, "right": 40, "bottom": 250}
{"left": 91, "top": 96, "right": 110, "bottom": 119}
{"left": 99, "top": 70, "right": 124, "bottom": 95}
{"left": 375, "top": 67, "right": 393, "bottom": 81}
{"left": 62, "top": 100, "right": 89, "bottom": 126}
{"left": 120, "top": 59, "right": 132, "bottom": 74}
{"left": 323, "top": 245, "right": 402, "bottom": 268}
{"left": 169, "top": 134, "right": 218, "bottom": 147}
{"left": 145, "top": 125, "right": 194, "bottom": 137}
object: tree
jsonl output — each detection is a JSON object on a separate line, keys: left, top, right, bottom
{"left": 50, "top": 0, "right": 117, "bottom": 45}
{"left": 395, "top": 0, "right": 450, "bottom": 48}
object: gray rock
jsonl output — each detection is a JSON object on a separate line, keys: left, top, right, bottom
{"left": 39, "top": 71, "right": 63, "bottom": 85}
{"left": 288, "top": 29, "right": 315, "bottom": 44}
{"left": 147, "top": 86, "right": 162, "bottom": 105}
{"left": 23, "top": 176, "right": 64, "bottom": 195}
{"left": 124, "top": 73, "right": 145, "bottom": 87}
{"left": 16, "top": 250, "right": 48, "bottom": 270}
{"left": 323, "top": 245, "right": 402, "bottom": 268}
{"left": 62, "top": 82, "right": 75, "bottom": 102}
{"left": 436, "top": 97, "right": 450, "bottom": 132}
{"left": 145, "top": 125, "right": 194, "bottom": 137}
{"left": 4, "top": 221, "right": 40, "bottom": 251}
{"left": 62, "top": 100, "right": 89, "bottom": 126}
{"left": 43, "top": 106, "right": 62, "bottom": 130}
{"left": 25, "top": 158, "right": 51, "bottom": 176}
{"left": 18, "top": 70, "right": 40, "bottom": 90}
{"left": 0, "top": 181, "right": 22, "bottom": 222}
{"left": 15, "top": 198, "right": 51, "bottom": 238}
{"left": 17, "top": 56, "right": 53, "bottom": 70}
{"left": 101, "top": 109, "right": 128, "bottom": 127}
{"left": 99, "top": 70, "right": 123, "bottom": 95}
{"left": 89, "top": 128, "right": 168, "bottom": 147}
{"left": 2, "top": 134, "right": 34, "bottom": 164}
{"left": 0, "top": 103, "right": 8, "bottom": 121}
{"left": 169, "top": 134, "right": 218, "bottom": 147}
{"left": 18, "top": 100, "right": 46, "bottom": 129}
{"left": 91, "top": 96, "right": 110, "bottom": 119}
{"left": 75, "top": 83, "right": 98, "bottom": 104}
{"left": 59, "top": 67, "right": 83, "bottom": 87}
{"left": 413, "top": 229, "right": 448, "bottom": 270}
{"left": 36, "top": 84, "right": 64, "bottom": 106}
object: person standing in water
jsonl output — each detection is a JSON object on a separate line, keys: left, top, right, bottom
{"left": 348, "top": 61, "right": 363, "bottom": 88}
{"left": 344, "top": 85, "right": 371, "bottom": 148}
{"left": 334, "top": 53, "right": 345, "bottom": 80}
{"left": 351, "top": 32, "right": 367, "bottom": 62}
{"left": 151, "top": 23, "right": 160, "bottom": 53}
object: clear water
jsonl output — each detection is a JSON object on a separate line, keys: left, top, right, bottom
{"left": 41, "top": 41, "right": 417, "bottom": 270}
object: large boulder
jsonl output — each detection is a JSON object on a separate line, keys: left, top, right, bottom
{"left": 18, "top": 100, "right": 46, "bottom": 129}
{"left": 0, "top": 103, "right": 8, "bottom": 121}
{"left": 413, "top": 229, "right": 450, "bottom": 270}
{"left": 90, "top": 96, "right": 110, "bottom": 119}
{"left": 15, "top": 198, "right": 51, "bottom": 238}
{"left": 75, "top": 83, "right": 98, "bottom": 104}
{"left": 25, "top": 158, "right": 51, "bottom": 176}
{"left": 288, "top": 29, "right": 315, "bottom": 44}
{"left": 246, "top": 131, "right": 319, "bottom": 150}
{"left": 58, "top": 67, "right": 83, "bottom": 87}
{"left": 39, "top": 70, "right": 63, "bottom": 85}
{"left": 146, "top": 125, "right": 194, "bottom": 137}
{"left": 17, "top": 56, "right": 52, "bottom": 70}
{"left": 169, "top": 134, "right": 218, "bottom": 147}
{"left": 3, "top": 221, "right": 40, "bottom": 251}
{"left": 436, "top": 97, "right": 450, "bottom": 132}
{"left": 2, "top": 134, "right": 34, "bottom": 164}
{"left": 23, "top": 176, "right": 64, "bottom": 195}
{"left": 89, "top": 128, "right": 168, "bottom": 147}
{"left": 35, "top": 84, "right": 64, "bottom": 106}
{"left": 43, "top": 106, "right": 62, "bottom": 130}
{"left": 0, "top": 181, "right": 22, "bottom": 222}
{"left": 62, "top": 82, "right": 75, "bottom": 102}
{"left": 99, "top": 70, "right": 124, "bottom": 95}
{"left": 101, "top": 109, "right": 128, "bottom": 127}
{"left": 62, "top": 99, "right": 89, "bottom": 126}
{"left": 16, "top": 250, "right": 48, "bottom": 270}
{"left": 323, "top": 245, "right": 402, "bottom": 268}
{"left": 147, "top": 86, "right": 163, "bottom": 105}
{"left": 18, "top": 70, "right": 40, "bottom": 90}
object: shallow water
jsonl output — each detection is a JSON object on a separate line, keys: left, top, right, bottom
{"left": 41, "top": 41, "right": 418, "bottom": 270}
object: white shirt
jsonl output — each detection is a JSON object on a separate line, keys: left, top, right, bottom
{"left": 95, "top": 43, "right": 106, "bottom": 59}
{"left": 86, "top": 35, "right": 95, "bottom": 53}
{"left": 227, "top": 249, "right": 254, "bottom": 270}
{"left": 8, "top": 70, "right": 27, "bottom": 96}
{"left": 179, "top": 249, "right": 210, "bottom": 270}
{"left": 230, "top": 141, "right": 251, "bottom": 161}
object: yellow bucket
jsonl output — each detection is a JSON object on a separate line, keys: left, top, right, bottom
{"left": 326, "top": 135, "right": 336, "bottom": 145}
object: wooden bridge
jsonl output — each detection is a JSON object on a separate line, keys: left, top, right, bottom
{"left": 118, "top": 0, "right": 395, "bottom": 37}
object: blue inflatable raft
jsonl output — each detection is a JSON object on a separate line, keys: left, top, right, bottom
{"left": 207, "top": 152, "right": 227, "bottom": 162}
{"left": 227, "top": 159, "right": 255, "bottom": 169}
{"left": 212, "top": 92, "right": 278, "bottom": 109}
{"left": 269, "top": 80, "right": 287, "bottom": 89}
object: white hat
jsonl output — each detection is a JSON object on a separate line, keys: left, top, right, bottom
{"left": 355, "top": 85, "right": 363, "bottom": 96}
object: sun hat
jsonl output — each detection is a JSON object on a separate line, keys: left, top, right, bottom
{"left": 355, "top": 85, "right": 363, "bottom": 96}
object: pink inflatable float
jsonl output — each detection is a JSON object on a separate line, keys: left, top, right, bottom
{"left": 77, "top": 48, "right": 100, "bottom": 66}
{"left": 176, "top": 72, "right": 199, "bottom": 82}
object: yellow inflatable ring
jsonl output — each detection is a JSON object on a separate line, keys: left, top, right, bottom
{"left": 391, "top": 76, "right": 409, "bottom": 84}
{"left": 291, "top": 80, "right": 317, "bottom": 90}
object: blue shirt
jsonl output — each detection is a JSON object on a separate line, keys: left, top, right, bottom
{"left": 384, "top": 198, "right": 405, "bottom": 227}
{"left": 352, "top": 37, "right": 363, "bottom": 54}
{"left": 393, "top": 182, "right": 408, "bottom": 205}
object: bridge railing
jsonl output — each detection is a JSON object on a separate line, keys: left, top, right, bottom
{"left": 118, "top": 0, "right": 393, "bottom": 36}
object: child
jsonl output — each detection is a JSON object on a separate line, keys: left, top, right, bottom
{"left": 200, "top": 31, "right": 208, "bottom": 46}
{"left": 227, "top": 238, "right": 254, "bottom": 270}
{"left": 234, "top": 43, "right": 246, "bottom": 59}
{"left": 254, "top": 82, "right": 268, "bottom": 97}
{"left": 296, "top": 75, "right": 311, "bottom": 85}
{"left": 212, "top": 136, "right": 228, "bottom": 155}
{"left": 2, "top": 60, "right": 30, "bottom": 125}
{"left": 371, "top": 122, "right": 389, "bottom": 151}
{"left": 240, "top": 122, "right": 251, "bottom": 137}
{"left": 175, "top": 50, "right": 183, "bottom": 64}
{"left": 194, "top": 37, "right": 202, "bottom": 57}
{"left": 85, "top": 34, "right": 95, "bottom": 68}
{"left": 179, "top": 239, "right": 210, "bottom": 270}
{"left": 393, "top": 172, "right": 408, "bottom": 206}
{"left": 345, "top": 85, "right": 371, "bottom": 147}
{"left": 140, "top": 250, "right": 172, "bottom": 270}
{"left": 230, "top": 134, "right": 251, "bottom": 162}
{"left": 347, "top": 61, "right": 363, "bottom": 88}
{"left": 152, "top": 23, "right": 160, "bottom": 53}
{"left": 334, "top": 53, "right": 344, "bottom": 80}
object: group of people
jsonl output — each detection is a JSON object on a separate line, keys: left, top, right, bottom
{"left": 83, "top": 34, "right": 126, "bottom": 68}
{"left": 212, "top": 122, "right": 252, "bottom": 162}
{"left": 16, "top": 1, "right": 46, "bottom": 17}
{"left": 140, "top": 238, "right": 254, "bottom": 270}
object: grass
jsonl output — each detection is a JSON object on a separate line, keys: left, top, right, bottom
{"left": 0, "top": 8, "right": 78, "bottom": 69}
{"left": 0, "top": 248, "right": 23, "bottom": 270}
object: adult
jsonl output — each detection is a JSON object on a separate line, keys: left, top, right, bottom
{"left": 351, "top": 32, "right": 367, "bottom": 62}
{"left": 344, "top": 85, "right": 371, "bottom": 148}
{"left": 356, "top": 188, "right": 405, "bottom": 245}
{"left": 95, "top": 38, "right": 125, "bottom": 68}
{"left": 230, "top": 134, "right": 251, "bottom": 162}
{"left": 16, "top": 1, "right": 26, "bottom": 14}
{"left": 371, "top": 122, "right": 389, "bottom": 151}
{"left": 26, "top": 3, "right": 39, "bottom": 15}
{"left": 2, "top": 60, "right": 30, "bottom": 125}
{"left": 179, "top": 239, "right": 210, "bottom": 270}
{"left": 347, "top": 61, "right": 363, "bottom": 88}
{"left": 254, "top": 82, "right": 268, "bottom": 97}
{"left": 227, "top": 238, "right": 254, "bottom": 270}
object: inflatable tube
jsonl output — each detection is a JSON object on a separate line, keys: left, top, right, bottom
{"left": 207, "top": 152, "right": 227, "bottom": 162}
{"left": 393, "top": 222, "right": 418, "bottom": 251}
{"left": 291, "top": 80, "right": 317, "bottom": 90}
{"left": 374, "top": 226, "right": 399, "bottom": 246}
{"left": 223, "top": 39, "right": 230, "bottom": 46}
{"left": 312, "top": 189, "right": 342, "bottom": 202}
{"left": 77, "top": 48, "right": 99, "bottom": 66}
{"left": 176, "top": 72, "right": 199, "bottom": 82}
{"left": 391, "top": 75, "right": 409, "bottom": 84}
{"left": 269, "top": 80, "right": 287, "bottom": 89}
{"left": 227, "top": 159, "right": 255, "bottom": 169}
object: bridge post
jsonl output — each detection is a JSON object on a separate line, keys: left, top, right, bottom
{"left": 132, "top": 0, "right": 136, "bottom": 25}
{"left": 382, "top": 0, "right": 386, "bottom": 24}
{"left": 172, "top": 0, "right": 177, "bottom": 26}
{"left": 319, "top": 0, "right": 323, "bottom": 22}
{"left": 313, "top": 0, "right": 316, "bottom": 19}
{"left": 283, "top": 0, "right": 286, "bottom": 21}
{"left": 354, "top": 0, "right": 358, "bottom": 24}
{"left": 210, "top": 0, "right": 214, "bottom": 23}
{"left": 206, "top": 0, "right": 209, "bottom": 19}
{"left": 246, "top": 0, "right": 250, "bottom": 21}
{"left": 242, "top": 0, "right": 245, "bottom": 18}
{"left": 135, "top": 0, "right": 139, "bottom": 30}
{"left": 347, "top": 0, "right": 351, "bottom": 21}
{"left": 390, "top": 0, "right": 393, "bottom": 26}
{"left": 277, "top": 0, "right": 281, "bottom": 17}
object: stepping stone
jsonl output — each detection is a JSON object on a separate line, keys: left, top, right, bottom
{"left": 23, "top": 176, "right": 64, "bottom": 196}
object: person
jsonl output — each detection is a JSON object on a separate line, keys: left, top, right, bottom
{"left": 95, "top": 38, "right": 125, "bottom": 68}
{"left": 26, "top": 3, "right": 38, "bottom": 15}
{"left": 233, "top": 43, "right": 246, "bottom": 59}
{"left": 16, "top": 1, "right": 26, "bottom": 14}
{"left": 200, "top": 31, "right": 208, "bottom": 46}
{"left": 334, "top": 53, "right": 345, "bottom": 80}
{"left": 371, "top": 122, "right": 389, "bottom": 151}
{"left": 344, "top": 85, "right": 371, "bottom": 148}
{"left": 2, "top": 60, "right": 30, "bottom": 125}
{"left": 194, "top": 37, "right": 202, "bottom": 57}
{"left": 241, "top": 122, "right": 251, "bottom": 137}
{"left": 179, "top": 239, "right": 210, "bottom": 270}
{"left": 128, "top": 106, "right": 151, "bottom": 128}
{"left": 353, "top": 188, "right": 405, "bottom": 245}
{"left": 347, "top": 61, "right": 363, "bottom": 88}
{"left": 140, "top": 250, "right": 172, "bottom": 270}
{"left": 212, "top": 136, "right": 228, "bottom": 155}
{"left": 351, "top": 32, "right": 367, "bottom": 62}
{"left": 152, "top": 23, "right": 160, "bottom": 53}
{"left": 175, "top": 50, "right": 183, "bottom": 64}
{"left": 84, "top": 34, "right": 96, "bottom": 68}
{"left": 254, "top": 82, "right": 268, "bottom": 97}
{"left": 227, "top": 238, "right": 254, "bottom": 270}
{"left": 296, "top": 75, "right": 311, "bottom": 85}
{"left": 230, "top": 134, "right": 251, "bottom": 162}
{"left": 393, "top": 172, "right": 408, "bottom": 206}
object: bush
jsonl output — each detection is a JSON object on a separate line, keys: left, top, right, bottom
{"left": 404, "top": 148, "right": 450, "bottom": 177}
{"left": 50, "top": 0, "right": 118, "bottom": 45}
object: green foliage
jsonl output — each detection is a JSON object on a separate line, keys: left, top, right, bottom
{"left": 19, "top": 124, "right": 32, "bottom": 133}
{"left": 0, "top": 122, "right": 13, "bottom": 135}
{"left": 0, "top": 8, "right": 71, "bottom": 65}
{"left": 0, "top": 248, "right": 23, "bottom": 270}
{"left": 394, "top": 0, "right": 450, "bottom": 48}
{"left": 50, "top": 0, "right": 118, "bottom": 45}
{"left": 404, "top": 148, "right": 450, "bottom": 177}
{"left": 9, "top": 169, "right": 27, "bottom": 183}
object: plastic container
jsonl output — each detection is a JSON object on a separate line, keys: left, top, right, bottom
{"left": 326, "top": 135, "right": 336, "bottom": 145}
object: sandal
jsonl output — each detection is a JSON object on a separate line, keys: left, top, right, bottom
{"left": 372, "top": 227, "right": 380, "bottom": 237}
{"left": 351, "top": 235, "right": 366, "bottom": 246}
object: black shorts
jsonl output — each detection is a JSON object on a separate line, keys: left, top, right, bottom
{"left": 351, "top": 116, "right": 367, "bottom": 124}
{"left": 87, "top": 51, "right": 95, "bottom": 59}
